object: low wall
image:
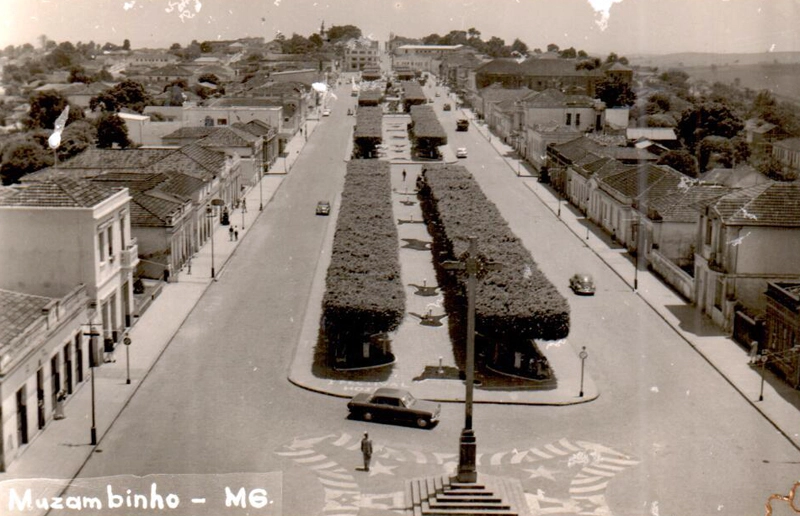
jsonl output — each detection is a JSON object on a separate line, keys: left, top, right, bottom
{"left": 651, "top": 249, "right": 694, "bottom": 302}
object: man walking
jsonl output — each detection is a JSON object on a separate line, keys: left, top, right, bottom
{"left": 360, "top": 432, "right": 373, "bottom": 472}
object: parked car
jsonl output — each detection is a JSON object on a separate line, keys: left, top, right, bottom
{"left": 569, "top": 273, "right": 596, "bottom": 295}
{"left": 456, "top": 147, "right": 468, "bottom": 158}
{"left": 435, "top": 92, "right": 440, "bottom": 97}
{"left": 443, "top": 103, "right": 451, "bottom": 111}
{"left": 322, "top": 108, "right": 331, "bottom": 116}
{"left": 315, "top": 201, "right": 331, "bottom": 216}
{"left": 347, "top": 388, "right": 440, "bottom": 428}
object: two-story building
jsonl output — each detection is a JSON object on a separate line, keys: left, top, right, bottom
{"left": 0, "top": 178, "right": 138, "bottom": 352}
{"left": 695, "top": 182, "right": 800, "bottom": 332}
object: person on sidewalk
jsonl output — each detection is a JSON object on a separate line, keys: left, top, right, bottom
{"left": 360, "top": 432, "right": 373, "bottom": 472}
{"left": 750, "top": 340, "right": 760, "bottom": 364}
{"left": 234, "top": 226, "right": 239, "bottom": 241}
{"left": 241, "top": 198, "right": 247, "bottom": 213}
{"left": 54, "top": 390, "right": 66, "bottom": 420}
{"left": 229, "top": 226, "right": 234, "bottom": 241}
{"left": 402, "top": 169, "right": 407, "bottom": 182}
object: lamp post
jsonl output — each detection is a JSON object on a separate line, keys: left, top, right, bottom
{"left": 259, "top": 162, "right": 264, "bottom": 211}
{"left": 241, "top": 201, "right": 245, "bottom": 231}
{"left": 579, "top": 346, "right": 588, "bottom": 397}
{"left": 83, "top": 305, "right": 99, "bottom": 445}
{"left": 443, "top": 237, "right": 502, "bottom": 484}
{"left": 206, "top": 206, "right": 216, "bottom": 280}
{"left": 631, "top": 222, "right": 639, "bottom": 291}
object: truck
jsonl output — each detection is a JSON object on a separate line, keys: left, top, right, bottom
{"left": 456, "top": 119, "right": 469, "bottom": 132}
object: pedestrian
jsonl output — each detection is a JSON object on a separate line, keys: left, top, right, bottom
{"left": 229, "top": 226, "right": 234, "bottom": 241}
{"left": 360, "top": 432, "right": 373, "bottom": 471}
{"left": 402, "top": 169, "right": 407, "bottom": 182}
{"left": 749, "top": 340, "right": 760, "bottom": 364}
{"left": 234, "top": 226, "right": 239, "bottom": 241}
{"left": 242, "top": 198, "right": 247, "bottom": 213}
{"left": 54, "top": 390, "right": 66, "bottom": 420}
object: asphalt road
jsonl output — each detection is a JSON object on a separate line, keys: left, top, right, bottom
{"left": 67, "top": 82, "right": 800, "bottom": 516}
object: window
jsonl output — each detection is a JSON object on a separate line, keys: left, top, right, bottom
{"left": 714, "top": 276, "right": 724, "bottom": 310}
{"left": 575, "top": 113, "right": 581, "bottom": 126}
{"left": 97, "top": 231, "right": 105, "bottom": 262}
{"left": 704, "top": 217, "right": 713, "bottom": 246}
{"left": 107, "top": 226, "right": 113, "bottom": 261}
{"left": 565, "top": 113, "right": 572, "bottom": 126}
{"left": 217, "top": 119, "right": 227, "bottom": 126}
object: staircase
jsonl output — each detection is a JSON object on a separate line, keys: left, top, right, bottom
{"left": 405, "top": 475, "right": 530, "bottom": 516}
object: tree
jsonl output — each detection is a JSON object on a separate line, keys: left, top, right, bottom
{"left": 546, "top": 43, "right": 560, "bottom": 53}
{"left": 197, "top": 73, "right": 220, "bottom": 85}
{"left": 68, "top": 66, "right": 91, "bottom": 83}
{"left": 657, "top": 150, "right": 699, "bottom": 177}
{"left": 96, "top": 113, "right": 131, "bottom": 148}
{"left": 698, "top": 136, "right": 733, "bottom": 172}
{"left": 559, "top": 47, "right": 577, "bottom": 59}
{"left": 199, "top": 41, "right": 214, "bottom": 53}
{"left": 0, "top": 139, "right": 53, "bottom": 184}
{"left": 122, "top": 39, "right": 131, "bottom": 51}
{"left": 577, "top": 49, "right": 588, "bottom": 58}
{"left": 576, "top": 58, "right": 601, "bottom": 70}
{"left": 605, "top": 52, "right": 618, "bottom": 64}
{"left": 510, "top": 38, "right": 528, "bottom": 55}
{"left": 645, "top": 92, "right": 672, "bottom": 114}
{"left": 90, "top": 79, "right": 152, "bottom": 113}
{"left": 754, "top": 154, "right": 796, "bottom": 181}
{"left": 595, "top": 75, "right": 636, "bottom": 107}
{"left": 659, "top": 69, "right": 690, "bottom": 91}
{"left": 422, "top": 33, "right": 442, "bottom": 45}
{"left": 441, "top": 30, "right": 468, "bottom": 46}
{"left": 309, "top": 33, "right": 324, "bottom": 48}
{"left": 44, "top": 47, "right": 77, "bottom": 69}
{"left": 25, "top": 91, "right": 84, "bottom": 130}
{"left": 282, "top": 33, "right": 313, "bottom": 54}
{"left": 677, "top": 101, "right": 744, "bottom": 152}
{"left": 57, "top": 119, "right": 96, "bottom": 160}
{"left": 326, "top": 24, "right": 362, "bottom": 43}
{"left": 93, "top": 68, "right": 114, "bottom": 82}
{"left": 484, "top": 36, "right": 508, "bottom": 57}
{"left": 170, "top": 42, "right": 182, "bottom": 50}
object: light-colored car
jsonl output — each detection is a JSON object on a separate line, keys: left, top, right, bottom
{"left": 322, "top": 108, "right": 331, "bottom": 116}
{"left": 348, "top": 388, "right": 440, "bottom": 428}
{"left": 315, "top": 201, "right": 331, "bottom": 216}
{"left": 456, "top": 147, "right": 468, "bottom": 158}
{"left": 569, "top": 273, "right": 596, "bottom": 295}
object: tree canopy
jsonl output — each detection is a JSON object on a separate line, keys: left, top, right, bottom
{"left": 90, "top": 80, "right": 152, "bottom": 113}
{"left": 677, "top": 101, "right": 744, "bottom": 151}
{"left": 595, "top": 75, "right": 636, "bottom": 108}
{"left": 96, "top": 112, "right": 131, "bottom": 149}
{"left": 25, "top": 91, "right": 84, "bottom": 130}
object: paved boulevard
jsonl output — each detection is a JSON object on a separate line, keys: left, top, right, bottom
{"left": 71, "top": 83, "right": 800, "bottom": 516}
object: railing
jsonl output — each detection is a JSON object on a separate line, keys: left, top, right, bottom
{"left": 120, "top": 239, "right": 139, "bottom": 269}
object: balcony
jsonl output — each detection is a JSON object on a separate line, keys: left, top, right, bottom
{"left": 120, "top": 239, "right": 139, "bottom": 269}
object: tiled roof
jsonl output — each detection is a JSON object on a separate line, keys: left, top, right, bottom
{"left": 626, "top": 128, "right": 677, "bottom": 141}
{"left": 158, "top": 173, "right": 205, "bottom": 199}
{"left": 129, "top": 191, "right": 182, "bottom": 227}
{"left": 525, "top": 88, "right": 595, "bottom": 108}
{"left": 233, "top": 120, "right": 274, "bottom": 137}
{"left": 0, "top": 289, "right": 54, "bottom": 347}
{"left": 648, "top": 184, "right": 733, "bottom": 223}
{"left": 162, "top": 127, "right": 218, "bottom": 140}
{"left": 0, "top": 177, "right": 123, "bottom": 207}
{"left": 773, "top": 137, "right": 800, "bottom": 152}
{"left": 197, "top": 126, "right": 258, "bottom": 147}
{"left": 212, "top": 97, "right": 282, "bottom": 107}
{"left": 59, "top": 148, "right": 173, "bottom": 170}
{"left": 599, "top": 163, "right": 683, "bottom": 201}
{"left": 699, "top": 166, "right": 770, "bottom": 188}
{"left": 552, "top": 136, "right": 602, "bottom": 163}
{"left": 91, "top": 172, "right": 169, "bottom": 191}
{"left": 480, "top": 86, "right": 530, "bottom": 104}
{"left": 710, "top": 182, "right": 800, "bottom": 226}
{"left": 144, "top": 65, "right": 192, "bottom": 76}
{"left": 601, "top": 146, "right": 659, "bottom": 162}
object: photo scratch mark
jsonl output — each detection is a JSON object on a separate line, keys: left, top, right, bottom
{"left": 165, "top": 0, "right": 202, "bottom": 22}
{"left": 123, "top": 1, "right": 136, "bottom": 10}
{"left": 587, "top": 0, "right": 624, "bottom": 31}
{"left": 727, "top": 231, "right": 751, "bottom": 247}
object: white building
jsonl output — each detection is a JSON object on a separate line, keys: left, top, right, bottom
{"left": 0, "top": 178, "right": 139, "bottom": 352}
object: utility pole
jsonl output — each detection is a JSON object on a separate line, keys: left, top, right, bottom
{"left": 443, "top": 236, "right": 501, "bottom": 483}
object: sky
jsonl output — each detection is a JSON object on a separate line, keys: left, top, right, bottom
{"left": 1, "top": 0, "right": 800, "bottom": 56}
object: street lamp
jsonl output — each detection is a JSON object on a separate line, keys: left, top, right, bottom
{"left": 631, "top": 222, "right": 640, "bottom": 291}
{"left": 206, "top": 206, "right": 216, "bottom": 280}
{"left": 443, "top": 236, "right": 502, "bottom": 484}
{"left": 579, "top": 346, "right": 588, "bottom": 397}
{"left": 241, "top": 201, "right": 245, "bottom": 231}
{"left": 83, "top": 304, "right": 100, "bottom": 445}
{"left": 259, "top": 160, "right": 264, "bottom": 211}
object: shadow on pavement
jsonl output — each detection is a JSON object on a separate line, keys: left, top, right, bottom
{"left": 664, "top": 304, "right": 729, "bottom": 338}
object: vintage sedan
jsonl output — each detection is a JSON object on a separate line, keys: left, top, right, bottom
{"left": 456, "top": 147, "right": 468, "bottom": 158}
{"left": 569, "top": 273, "right": 596, "bottom": 295}
{"left": 348, "top": 388, "right": 440, "bottom": 428}
{"left": 315, "top": 201, "right": 331, "bottom": 216}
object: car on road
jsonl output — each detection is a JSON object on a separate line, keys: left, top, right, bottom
{"left": 456, "top": 147, "right": 468, "bottom": 158}
{"left": 347, "top": 388, "right": 440, "bottom": 428}
{"left": 435, "top": 92, "right": 440, "bottom": 97}
{"left": 456, "top": 119, "right": 469, "bottom": 131}
{"left": 315, "top": 201, "right": 331, "bottom": 216}
{"left": 443, "top": 103, "right": 451, "bottom": 111}
{"left": 569, "top": 273, "right": 596, "bottom": 295}
{"left": 322, "top": 108, "right": 331, "bottom": 116}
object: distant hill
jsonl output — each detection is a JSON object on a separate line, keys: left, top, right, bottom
{"left": 628, "top": 52, "right": 800, "bottom": 69}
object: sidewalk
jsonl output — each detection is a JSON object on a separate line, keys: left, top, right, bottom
{"left": 471, "top": 119, "right": 800, "bottom": 451}
{"left": 0, "top": 119, "right": 318, "bottom": 484}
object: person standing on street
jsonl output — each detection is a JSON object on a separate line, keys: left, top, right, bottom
{"left": 229, "top": 226, "right": 234, "bottom": 241}
{"left": 361, "top": 432, "right": 373, "bottom": 472}
{"left": 402, "top": 169, "right": 407, "bottom": 182}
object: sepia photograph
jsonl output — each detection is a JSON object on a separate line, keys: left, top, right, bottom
{"left": 0, "top": 1, "right": 799, "bottom": 514}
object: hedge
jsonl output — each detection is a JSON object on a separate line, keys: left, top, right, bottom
{"left": 418, "top": 164, "right": 570, "bottom": 342}
{"left": 353, "top": 106, "right": 383, "bottom": 158}
{"left": 409, "top": 105, "right": 447, "bottom": 158}
{"left": 322, "top": 160, "right": 405, "bottom": 366}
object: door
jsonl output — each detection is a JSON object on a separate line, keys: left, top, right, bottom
{"left": 16, "top": 388, "right": 28, "bottom": 446}
{"left": 64, "top": 343, "right": 73, "bottom": 395}
{"left": 37, "top": 369, "right": 45, "bottom": 429}
{"left": 51, "top": 355, "right": 60, "bottom": 409}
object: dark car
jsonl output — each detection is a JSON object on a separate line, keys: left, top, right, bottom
{"left": 456, "top": 119, "right": 469, "bottom": 131}
{"left": 347, "top": 388, "right": 440, "bottom": 428}
{"left": 569, "top": 273, "right": 596, "bottom": 295}
{"left": 315, "top": 201, "right": 331, "bottom": 216}
{"left": 443, "top": 103, "right": 451, "bottom": 111}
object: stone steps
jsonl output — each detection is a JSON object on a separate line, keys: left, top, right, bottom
{"left": 406, "top": 475, "right": 527, "bottom": 516}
